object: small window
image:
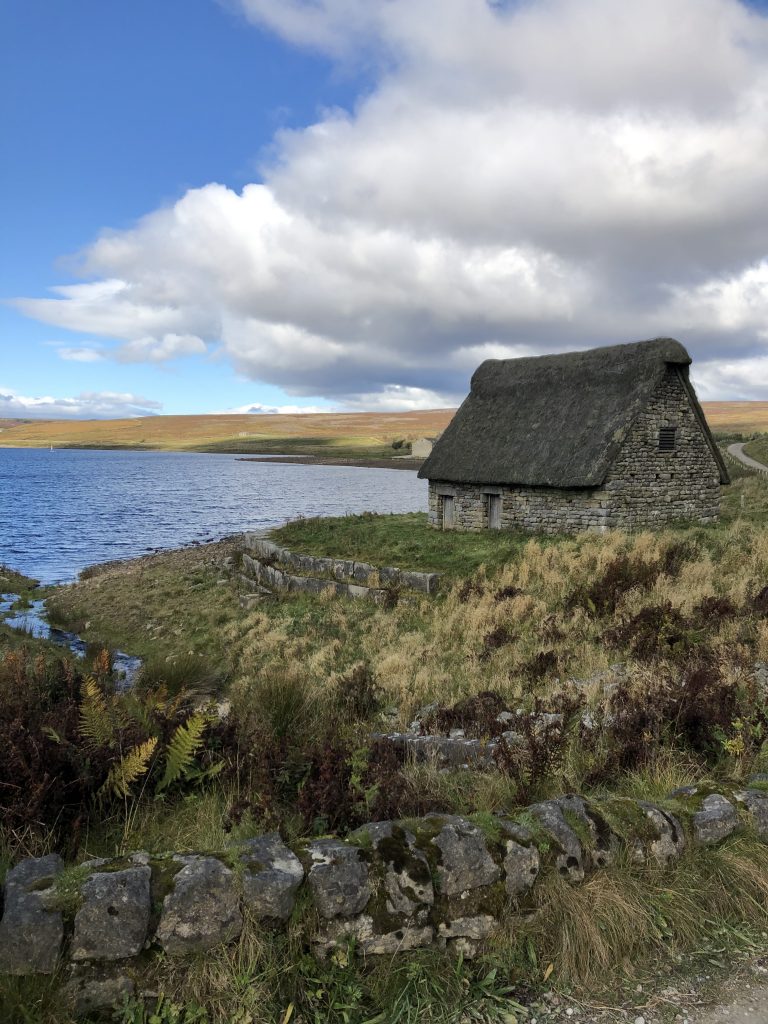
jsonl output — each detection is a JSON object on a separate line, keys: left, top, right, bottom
{"left": 487, "top": 493, "right": 501, "bottom": 529}
{"left": 658, "top": 426, "right": 677, "bottom": 452}
{"left": 442, "top": 494, "right": 455, "bottom": 530}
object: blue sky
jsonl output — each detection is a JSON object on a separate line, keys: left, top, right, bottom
{"left": 1, "top": 0, "right": 359, "bottom": 415}
{"left": 3, "top": 0, "right": 768, "bottom": 418}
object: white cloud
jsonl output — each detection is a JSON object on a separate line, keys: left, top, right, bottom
{"left": 57, "top": 346, "right": 105, "bottom": 363}
{"left": 0, "top": 388, "right": 162, "bottom": 419}
{"left": 663, "top": 260, "right": 768, "bottom": 337}
{"left": 14, "top": 0, "right": 768, "bottom": 404}
{"left": 115, "top": 333, "right": 208, "bottom": 363}
{"left": 694, "top": 355, "right": 768, "bottom": 400}
{"left": 214, "top": 402, "right": 333, "bottom": 414}
{"left": 343, "top": 385, "right": 459, "bottom": 412}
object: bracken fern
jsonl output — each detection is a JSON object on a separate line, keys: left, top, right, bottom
{"left": 98, "top": 737, "right": 158, "bottom": 801}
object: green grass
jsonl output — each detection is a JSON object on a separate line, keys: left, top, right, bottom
{"left": 270, "top": 511, "right": 542, "bottom": 578}
{"left": 743, "top": 436, "right": 768, "bottom": 467}
{"left": 0, "top": 565, "right": 41, "bottom": 600}
{"left": 45, "top": 539, "right": 243, "bottom": 680}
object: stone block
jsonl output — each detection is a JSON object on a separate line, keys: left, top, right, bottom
{"left": 315, "top": 915, "right": 433, "bottom": 956}
{"left": 352, "top": 562, "right": 376, "bottom": 584}
{"left": 306, "top": 840, "right": 371, "bottom": 919}
{"left": 157, "top": 857, "right": 243, "bottom": 956}
{"left": 71, "top": 866, "right": 151, "bottom": 961}
{"left": 240, "top": 834, "right": 304, "bottom": 921}
{"left": 500, "top": 823, "right": 540, "bottom": 896}
{"left": 692, "top": 794, "right": 739, "bottom": 846}
{"left": 352, "top": 821, "right": 434, "bottom": 916}
{"left": 735, "top": 788, "right": 768, "bottom": 838}
{"left": 0, "top": 854, "right": 64, "bottom": 975}
{"left": 431, "top": 817, "right": 500, "bottom": 896}
{"left": 528, "top": 801, "right": 586, "bottom": 882}
{"left": 638, "top": 803, "right": 686, "bottom": 866}
{"left": 70, "top": 971, "right": 135, "bottom": 1017}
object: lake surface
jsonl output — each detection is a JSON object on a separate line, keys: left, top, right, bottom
{"left": 0, "top": 448, "right": 427, "bottom": 584}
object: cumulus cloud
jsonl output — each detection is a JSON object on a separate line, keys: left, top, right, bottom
{"left": 14, "top": 0, "right": 768, "bottom": 404}
{"left": 0, "top": 388, "right": 162, "bottom": 419}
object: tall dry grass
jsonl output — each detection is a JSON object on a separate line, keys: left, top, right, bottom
{"left": 228, "top": 515, "right": 768, "bottom": 725}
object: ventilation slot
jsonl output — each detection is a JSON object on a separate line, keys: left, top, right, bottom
{"left": 658, "top": 427, "right": 677, "bottom": 452}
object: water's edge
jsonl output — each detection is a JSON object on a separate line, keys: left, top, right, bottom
{"left": 0, "top": 593, "right": 142, "bottom": 689}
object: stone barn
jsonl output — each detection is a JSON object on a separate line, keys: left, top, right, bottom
{"left": 418, "top": 338, "right": 729, "bottom": 533}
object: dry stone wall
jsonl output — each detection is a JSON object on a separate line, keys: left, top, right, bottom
{"left": 240, "top": 535, "right": 440, "bottom": 601}
{"left": 427, "top": 367, "right": 723, "bottom": 534}
{"left": 3, "top": 782, "right": 768, "bottom": 1015}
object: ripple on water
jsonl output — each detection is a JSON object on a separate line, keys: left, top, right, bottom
{"left": 0, "top": 448, "right": 427, "bottom": 584}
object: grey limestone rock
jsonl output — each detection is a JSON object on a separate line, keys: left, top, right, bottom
{"left": 735, "top": 788, "right": 768, "bottom": 838}
{"left": 352, "top": 821, "right": 433, "bottom": 916}
{"left": 399, "top": 570, "right": 440, "bottom": 595}
{"left": 528, "top": 801, "right": 585, "bottom": 882}
{"left": 0, "top": 854, "right": 64, "bottom": 975}
{"left": 70, "top": 972, "right": 135, "bottom": 1016}
{"left": 692, "top": 794, "right": 739, "bottom": 846}
{"left": 556, "top": 794, "right": 617, "bottom": 868}
{"left": 431, "top": 817, "right": 500, "bottom": 896}
{"left": 240, "top": 833, "right": 304, "bottom": 921}
{"left": 638, "top": 803, "right": 686, "bottom": 865}
{"left": 436, "top": 914, "right": 497, "bottom": 959}
{"left": 437, "top": 915, "right": 497, "bottom": 942}
{"left": 352, "top": 561, "right": 375, "bottom": 584}
{"left": 157, "top": 857, "right": 243, "bottom": 956}
{"left": 315, "top": 915, "right": 434, "bottom": 956}
{"left": 306, "top": 840, "right": 371, "bottom": 919}
{"left": 753, "top": 662, "right": 768, "bottom": 700}
{"left": 71, "top": 866, "right": 151, "bottom": 961}
{"left": 500, "top": 822, "right": 540, "bottom": 896}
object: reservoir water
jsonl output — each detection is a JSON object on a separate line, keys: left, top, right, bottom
{"left": 0, "top": 448, "right": 427, "bottom": 584}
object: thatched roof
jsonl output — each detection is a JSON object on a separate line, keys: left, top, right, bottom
{"left": 419, "top": 338, "right": 729, "bottom": 488}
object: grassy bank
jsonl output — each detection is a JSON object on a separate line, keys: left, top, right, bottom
{"left": 743, "top": 435, "right": 768, "bottom": 467}
{"left": 8, "top": 474, "right": 768, "bottom": 1020}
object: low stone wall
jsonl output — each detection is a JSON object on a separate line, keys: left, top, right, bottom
{"left": 242, "top": 536, "right": 441, "bottom": 599}
{"left": 241, "top": 552, "right": 391, "bottom": 603}
{"left": 3, "top": 782, "right": 768, "bottom": 1015}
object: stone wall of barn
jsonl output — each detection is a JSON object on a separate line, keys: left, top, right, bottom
{"left": 600, "top": 366, "right": 722, "bottom": 527}
{"left": 427, "top": 481, "right": 611, "bottom": 533}
{"left": 426, "top": 367, "right": 723, "bottom": 533}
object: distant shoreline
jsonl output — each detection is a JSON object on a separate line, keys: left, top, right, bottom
{"left": 237, "top": 455, "right": 425, "bottom": 471}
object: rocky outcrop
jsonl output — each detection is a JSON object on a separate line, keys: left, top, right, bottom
{"left": 4, "top": 782, "right": 768, "bottom": 1015}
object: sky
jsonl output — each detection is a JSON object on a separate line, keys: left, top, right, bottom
{"left": 2, "top": 0, "right": 768, "bottom": 419}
